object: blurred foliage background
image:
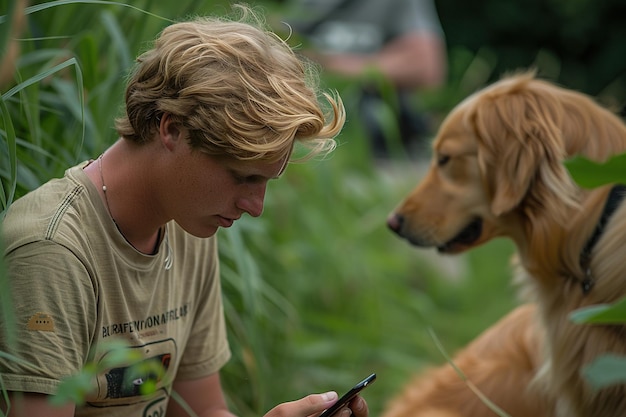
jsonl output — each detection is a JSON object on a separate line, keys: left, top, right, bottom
{"left": 0, "top": 0, "right": 624, "bottom": 416}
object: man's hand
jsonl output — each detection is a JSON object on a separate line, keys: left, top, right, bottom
{"left": 264, "top": 392, "right": 369, "bottom": 417}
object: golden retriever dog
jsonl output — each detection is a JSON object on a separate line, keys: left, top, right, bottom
{"left": 384, "top": 70, "right": 626, "bottom": 417}
{"left": 381, "top": 303, "right": 549, "bottom": 417}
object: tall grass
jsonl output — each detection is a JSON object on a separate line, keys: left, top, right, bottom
{"left": 0, "top": 1, "right": 520, "bottom": 416}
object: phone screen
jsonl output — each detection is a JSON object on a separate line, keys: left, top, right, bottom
{"left": 318, "top": 373, "right": 376, "bottom": 417}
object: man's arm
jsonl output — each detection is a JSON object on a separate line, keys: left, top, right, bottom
{"left": 315, "top": 32, "right": 447, "bottom": 90}
{"left": 0, "top": 392, "right": 75, "bottom": 417}
{"left": 167, "top": 373, "right": 369, "bottom": 417}
{"left": 167, "top": 373, "right": 233, "bottom": 417}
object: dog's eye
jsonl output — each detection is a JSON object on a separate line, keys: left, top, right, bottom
{"left": 437, "top": 155, "right": 450, "bottom": 166}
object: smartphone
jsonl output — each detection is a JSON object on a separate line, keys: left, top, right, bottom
{"left": 318, "top": 373, "right": 376, "bottom": 417}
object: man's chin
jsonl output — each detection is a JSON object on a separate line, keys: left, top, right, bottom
{"left": 182, "top": 224, "right": 219, "bottom": 239}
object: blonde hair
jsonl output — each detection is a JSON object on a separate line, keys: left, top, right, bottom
{"left": 115, "top": 4, "right": 344, "bottom": 162}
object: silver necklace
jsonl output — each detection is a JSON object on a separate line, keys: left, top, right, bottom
{"left": 97, "top": 153, "right": 172, "bottom": 270}
{"left": 97, "top": 154, "right": 113, "bottom": 219}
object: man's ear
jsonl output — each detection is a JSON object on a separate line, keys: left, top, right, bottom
{"left": 159, "top": 113, "right": 182, "bottom": 151}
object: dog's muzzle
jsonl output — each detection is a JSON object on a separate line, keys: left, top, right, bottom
{"left": 387, "top": 213, "right": 431, "bottom": 247}
{"left": 387, "top": 213, "right": 483, "bottom": 253}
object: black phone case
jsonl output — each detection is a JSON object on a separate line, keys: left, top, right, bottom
{"left": 318, "top": 373, "right": 376, "bottom": 417}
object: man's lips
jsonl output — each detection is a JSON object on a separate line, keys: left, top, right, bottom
{"left": 217, "top": 216, "right": 236, "bottom": 227}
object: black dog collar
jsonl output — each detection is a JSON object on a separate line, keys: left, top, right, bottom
{"left": 579, "top": 184, "right": 626, "bottom": 294}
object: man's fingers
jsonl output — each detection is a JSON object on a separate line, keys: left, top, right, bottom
{"left": 265, "top": 392, "right": 339, "bottom": 417}
{"left": 349, "top": 396, "right": 368, "bottom": 417}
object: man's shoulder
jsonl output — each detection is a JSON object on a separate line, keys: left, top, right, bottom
{"left": 2, "top": 164, "right": 93, "bottom": 253}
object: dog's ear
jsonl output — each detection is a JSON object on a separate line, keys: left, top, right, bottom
{"left": 469, "top": 80, "right": 578, "bottom": 220}
{"left": 557, "top": 84, "right": 626, "bottom": 162}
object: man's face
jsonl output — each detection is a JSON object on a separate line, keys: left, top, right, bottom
{"left": 160, "top": 142, "right": 289, "bottom": 238}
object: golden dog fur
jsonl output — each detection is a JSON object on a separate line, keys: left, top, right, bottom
{"left": 385, "top": 71, "right": 626, "bottom": 417}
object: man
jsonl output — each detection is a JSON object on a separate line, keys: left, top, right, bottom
{"left": 0, "top": 5, "right": 369, "bottom": 417}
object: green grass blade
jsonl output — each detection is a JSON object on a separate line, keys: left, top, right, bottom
{"left": 2, "top": 58, "right": 79, "bottom": 100}
{"left": 100, "top": 10, "right": 132, "bottom": 70}
{"left": 18, "top": 0, "right": 172, "bottom": 23}
{"left": 428, "top": 327, "right": 512, "bottom": 417}
{"left": 0, "top": 98, "right": 17, "bottom": 214}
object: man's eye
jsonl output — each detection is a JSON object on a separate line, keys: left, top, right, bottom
{"left": 232, "top": 172, "right": 265, "bottom": 184}
{"left": 437, "top": 155, "right": 450, "bottom": 166}
{"left": 231, "top": 172, "right": 247, "bottom": 184}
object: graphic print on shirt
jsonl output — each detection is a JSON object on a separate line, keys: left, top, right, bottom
{"left": 88, "top": 338, "right": 177, "bottom": 408}
{"left": 101, "top": 303, "right": 190, "bottom": 339}
{"left": 84, "top": 301, "right": 192, "bottom": 410}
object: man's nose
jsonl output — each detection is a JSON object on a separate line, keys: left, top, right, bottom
{"left": 237, "top": 183, "right": 266, "bottom": 217}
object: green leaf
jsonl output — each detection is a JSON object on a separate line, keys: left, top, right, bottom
{"left": 582, "top": 354, "right": 626, "bottom": 389}
{"left": 49, "top": 364, "right": 97, "bottom": 406}
{"left": 98, "top": 345, "right": 143, "bottom": 370}
{"left": 570, "top": 298, "right": 626, "bottom": 324}
{"left": 565, "top": 153, "right": 626, "bottom": 188}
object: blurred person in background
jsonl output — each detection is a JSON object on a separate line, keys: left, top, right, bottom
{"left": 0, "top": 4, "right": 370, "bottom": 417}
{"left": 284, "top": 0, "right": 447, "bottom": 159}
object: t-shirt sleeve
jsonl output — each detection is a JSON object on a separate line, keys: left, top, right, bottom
{"left": 0, "top": 240, "right": 97, "bottom": 395}
{"left": 173, "top": 240, "right": 231, "bottom": 381}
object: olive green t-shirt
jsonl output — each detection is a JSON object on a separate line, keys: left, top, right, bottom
{"left": 0, "top": 163, "right": 231, "bottom": 416}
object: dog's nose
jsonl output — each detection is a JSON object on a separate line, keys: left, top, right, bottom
{"left": 387, "top": 213, "right": 404, "bottom": 233}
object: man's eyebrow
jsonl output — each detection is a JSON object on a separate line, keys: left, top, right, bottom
{"left": 267, "top": 170, "right": 285, "bottom": 181}
{"left": 232, "top": 170, "right": 277, "bottom": 182}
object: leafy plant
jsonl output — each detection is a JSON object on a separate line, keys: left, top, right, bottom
{"left": 50, "top": 340, "right": 165, "bottom": 407}
{"left": 565, "top": 153, "right": 626, "bottom": 189}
